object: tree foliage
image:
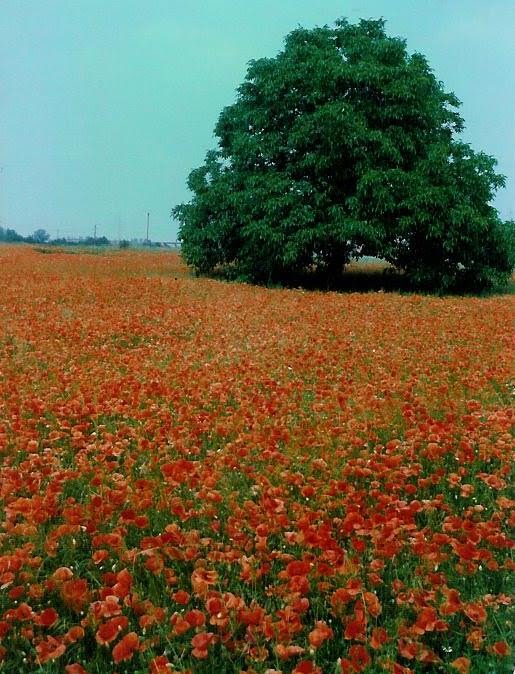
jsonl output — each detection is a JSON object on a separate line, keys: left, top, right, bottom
{"left": 0, "top": 226, "right": 25, "bottom": 243}
{"left": 174, "top": 18, "right": 514, "bottom": 291}
{"left": 26, "top": 228, "right": 51, "bottom": 244}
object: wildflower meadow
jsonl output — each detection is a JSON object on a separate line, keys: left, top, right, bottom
{"left": 0, "top": 247, "right": 512, "bottom": 673}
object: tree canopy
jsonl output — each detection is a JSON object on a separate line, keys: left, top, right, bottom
{"left": 174, "top": 18, "right": 514, "bottom": 291}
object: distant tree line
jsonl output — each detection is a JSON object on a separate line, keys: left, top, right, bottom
{"left": 0, "top": 226, "right": 116, "bottom": 246}
{"left": 0, "top": 227, "right": 178, "bottom": 249}
{"left": 0, "top": 226, "right": 26, "bottom": 243}
{"left": 50, "top": 235, "right": 111, "bottom": 246}
{"left": 0, "top": 227, "right": 113, "bottom": 246}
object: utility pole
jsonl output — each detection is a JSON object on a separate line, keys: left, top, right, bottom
{"left": 146, "top": 212, "right": 150, "bottom": 243}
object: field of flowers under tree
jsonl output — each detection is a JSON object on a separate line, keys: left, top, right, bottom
{"left": 0, "top": 247, "right": 512, "bottom": 673}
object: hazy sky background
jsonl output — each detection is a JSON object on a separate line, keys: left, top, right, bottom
{"left": 1, "top": 0, "right": 514, "bottom": 241}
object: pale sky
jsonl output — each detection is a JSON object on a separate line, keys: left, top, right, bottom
{"left": 1, "top": 0, "right": 514, "bottom": 241}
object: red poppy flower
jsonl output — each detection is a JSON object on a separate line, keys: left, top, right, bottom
{"left": 96, "top": 616, "right": 128, "bottom": 645}
{"left": 275, "top": 644, "right": 306, "bottom": 660}
{"left": 348, "top": 645, "right": 371, "bottom": 672}
{"left": 185, "top": 609, "right": 206, "bottom": 628}
{"left": 65, "top": 665, "right": 89, "bottom": 674}
{"left": 112, "top": 631, "right": 140, "bottom": 663}
{"left": 149, "top": 655, "right": 171, "bottom": 673}
{"left": 170, "top": 612, "right": 191, "bottom": 636}
{"left": 173, "top": 589, "right": 190, "bottom": 605}
{"left": 363, "top": 591, "right": 381, "bottom": 618}
{"left": 191, "top": 568, "right": 218, "bottom": 598}
{"left": 489, "top": 641, "right": 511, "bottom": 656}
{"left": 344, "top": 618, "right": 366, "bottom": 641}
{"left": 35, "top": 636, "right": 66, "bottom": 664}
{"left": 308, "top": 621, "right": 333, "bottom": 648}
{"left": 293, "top": 661, "right": 322, "bottom": 674}
{"left": 370, "top": 627, "right": 388, "bottom": 649}
{"left": 64, "top": 626, "right": 85, "bottom": 644}
{"left": 37, "top": 607, "right": 59, "bottom": 628}
{"left": 61, "top": 578, "right": 89, "bottom": 611}
{"left": 463, "top": 602, "right": 487, "bottom": 624}
{"left": 191, "top": 631, "right": 216, "bottom": 659}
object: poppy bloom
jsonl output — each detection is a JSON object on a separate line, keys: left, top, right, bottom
{"left": 450, "top": 657, "right": 471, "bottom": 673}
{"left": 363, "top": 591, "right": 382, "bottom": 618}
{"left": 90, "top": 595, "right": 122, "bottom": 620}
{"left": 191, "top": 631, "right": 216, "bottom": 659}
{"left": 35, "top": 636, "right": 66, "bottom": 664}
{"left": 61, "top": 578, "right": 90, "bottom": 612}
{"left": 466, "top": 628, "right": 484, "bottom": 650}
{"left": 293, "top": 661, "right": 322, "bottom": 674}
{"left": 170, "top": 612, "right": 192, "bottom": 636}
{"left": 463, "top": 602, "right": 487, "bottom": 624}
{"left": 50, "top": 567, "right": 74, "bottom": 584}
{"left": 440, "top": 588, "right": 461, "bottom": 615}
{"left": 173, "top": 589, "right": 190, "bottom": 605}
{"left": 275, "top": 643, "right": 306, "bottom": 660}
{"left": 191, "top": 568, "right": 218, "bottom": 598}
{"left": 413, "top": 607, "right": 439, "bottom": 634}
{"left": 370, "top": 627, "right": 388, "bottom": 650}
{"left": 112, "top": 568, "right": 133, "bottom": 598}
{"left": 37, "top": 607, "right": 59, "bottom": 628}
{"left": 348, "top": 645, "right": 371, "bottom": 672}
{"left": 239, "top": 604, "right": 265, "bottom": 626}
{"left": 344, "top": 618, "right": 366, "bottom": 641}
{"left": 489, "top": 641, "right": 511, "bottom": 656}
{"left": 65, "top": 665, "right": 88, "bottom": 674}
{"left": 308, "top": 621, "right": 333, "bottom": 648}
{"left": 248, "top": 646, "right": 269, "bottom": 661}
{"left": 112, "top": 631, "right": 140, "bottom": 663}
{"left": 149, "top": 655, "right": 172, "bottom": 673}
{"left": 64, "top": 626, "right": 85, "bottom": 644}
{"left": 92, "top": 549, "right": 110, "bottom": 565}
{"left": 185, "top": 609, "right": 206, "bottom": 628}
{"left": 398, "top": 639, "right": 418, "bottom": 660}
{"left": 96, "top": 616, "right": 129, "bottom": 645}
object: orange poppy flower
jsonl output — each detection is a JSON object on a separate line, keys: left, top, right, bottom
{"left": 275, "top": 644, "right": 306, "bottom": 660}
{"left": 60, "top": 578, "right": 90, "bottom": 612}
{"left": 64, "top": 626, "right": 85, "bottom": 644}
{"left": 308, "top": 620, "right": 333, "bottom": 648}
{"left": 463, "top": 602, "right": 487, "bottom": 624}
{"left": 450, "top": 657, "right": 471, "bottom": 673}
{"left": 191, "top": 567, "right": 218, "bottom": 598}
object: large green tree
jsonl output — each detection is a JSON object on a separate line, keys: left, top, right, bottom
{"left": 174, "top": 18, "right": 513, "bottom": 291}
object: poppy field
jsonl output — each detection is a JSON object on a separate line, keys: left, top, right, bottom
{"left": 0, "top": 246, "right": 513, "bottom": 674}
